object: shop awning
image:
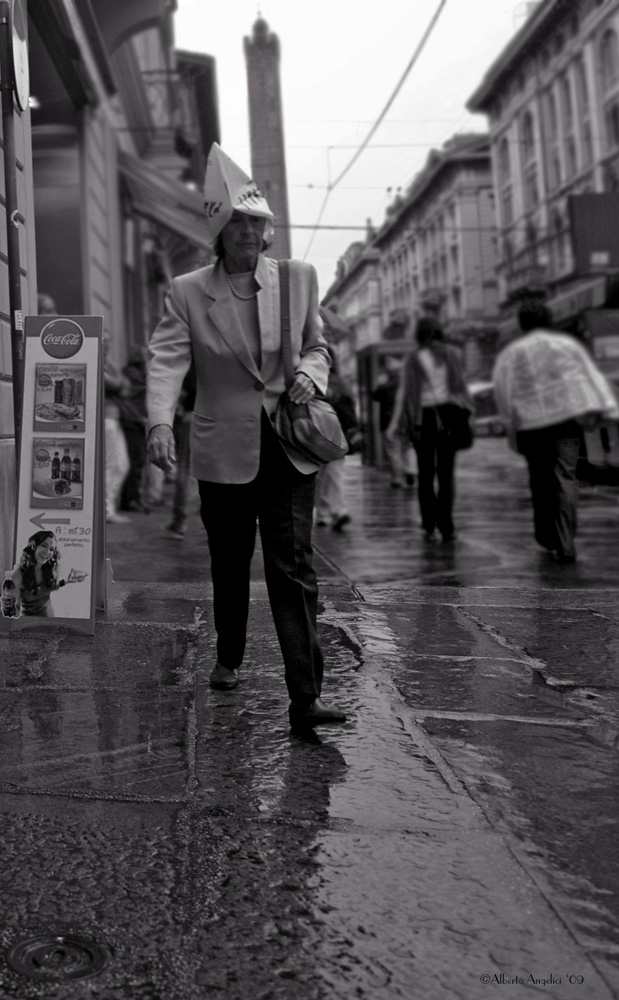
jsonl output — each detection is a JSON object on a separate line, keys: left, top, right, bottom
{"left": 90, "top": 0, "right": 166, "bottom": 54}
{"left": 546, "top": 276, "right": 608, "bottom": 325}
{"left": 119, "top": 151, "right": 211, "bottom": 251}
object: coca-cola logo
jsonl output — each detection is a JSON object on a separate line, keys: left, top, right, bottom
{"left": 40, "top": 319, "right": 84, "bottom": 359}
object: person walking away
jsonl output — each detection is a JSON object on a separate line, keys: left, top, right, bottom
{"left": 147, "top": 143, "right": 346, "bottom": 729}
{"left": 372, "top": 355, "right": 415, "bottom": 488}
{"left": 119, "top": 346, "right": 150, "bottom": 513}
{"left": 386, "top": 317, "right": 472, "bottom": 543}
{"left": 165, "top": 362, "right": 197, "bottom": 539}
{"left": 103, "top": 336, "right": 131, "bottom": 525}
{"left": 315, "top": 349, "right": 362, "bottom": 532}
{"left": 493, "top": 299, "right": 619, "bottom": 563}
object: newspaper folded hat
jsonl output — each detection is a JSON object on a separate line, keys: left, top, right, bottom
{"left": 203, "top": 143, "right": 274, "bottom": 241}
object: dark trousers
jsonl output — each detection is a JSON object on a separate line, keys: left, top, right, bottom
{"left": 516, "top": 420, "right": 582, "bottom": 559}
{"left": 171, "top": 417, "right": 191, "bottom": 529}
{"left": 413, "top": 406, "right": 456, "bottom": 538}
{"left": 198, "top": 411, "right": 322, "bottom": 703}
{"left": 120, "top": 423, "right": 146, "bottom": 508}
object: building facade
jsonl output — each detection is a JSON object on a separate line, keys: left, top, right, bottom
{"left": 467, "top": 0, "right": 619, "bottom": 344}
{"left": 373, "top": 133, "right": 499, "bottom": 377}
{"left": 0, "top": 0, "right": 219, "bottom": 570}
{"left": 244, "top": 17, "right": 291, "bottom": 260}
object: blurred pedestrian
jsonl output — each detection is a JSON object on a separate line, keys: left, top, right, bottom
{"left": 372, "top": 355, "right": 415, "bottom": 488}
{"left": 38, "top": 294, "right": 57, "bottom": 316}
{"left": 103, "top": 336, "right": 131, "bottom": 525}
{"left": 387, "top": 317, "right": 472, "bottom": 542}
{"left": 119, "top": 346, "right": 149, "bottom": 513}
{"left": 147, "top": 143, "right": 346, "bottom": 729}
{"left": 315, "top": 349, "right": 362, "bottom": 532}
{"left": 164, "top": 362, "right": 197, "bottom": 539}
{"left": 493, "top": 299, "right": 619, "bottom": 563}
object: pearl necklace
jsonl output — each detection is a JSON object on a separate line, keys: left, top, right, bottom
{"left": 225, "top": 269, "right": 258, "bottom": 300}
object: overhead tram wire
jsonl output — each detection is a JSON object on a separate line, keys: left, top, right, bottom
{"left": 302, "top": 0, "right": 449, "bottom": 261}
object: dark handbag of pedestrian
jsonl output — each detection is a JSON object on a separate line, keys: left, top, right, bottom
{"left": 435, "top": 403, "right": 474, "bottom": 451}
{"left": 274, "top": 261, "right": 349, "bottom": 464}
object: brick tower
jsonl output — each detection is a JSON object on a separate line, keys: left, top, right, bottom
{"left": 244, "top": 18, "right": 291, "bottom": 260}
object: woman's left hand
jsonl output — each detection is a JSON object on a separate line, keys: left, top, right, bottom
{"left": 289, "top": 373, "right": 316, "bottom": 404}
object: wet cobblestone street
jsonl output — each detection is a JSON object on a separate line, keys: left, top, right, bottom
{"left": 1, "top": 439, "right": 619, "bottom": 998}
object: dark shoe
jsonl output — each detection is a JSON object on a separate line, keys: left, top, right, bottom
{"left": 209, "top": 662, "right": 240, "bottom": 690}
{"left": 164, "top": 523, "right": 186, "bottom": 540}
{"left": 289, "top": 697, "right": 347, "bottom": 728}
{"left": 554, "top": 551, "right": 577, "bottom": 564}
{"left": 405, "top": 473, "right": 415, "bottom": 486}
{"left": 332, "top": 514, "right": 351, "bottom": 532}
{"left": 121, "top": 500, "right": 149, "bottom": 513}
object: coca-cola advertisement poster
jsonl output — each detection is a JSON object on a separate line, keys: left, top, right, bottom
{"left": 34, "top": 363, "right": 86, "bottom": 432}
{"left": 31, "top": 438, "right": 85, "bottom": 509}
{"left": 6, "top": 315, "right": 105, "bottom": 634}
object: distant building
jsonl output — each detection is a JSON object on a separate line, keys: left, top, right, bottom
{"left": 323, "top": 222, "right": 383, "bottom": 352}
{"left": 373, "top": 134, "right": 499, "bottom": 376}
{"left": 244, "top": 18, "right": 291, "bottom": 260}
{"left": 467, "top": 0, "right": 619, "bottom": 349}
{"left": 326, "top": 135, "right": 499, "bottom": 379}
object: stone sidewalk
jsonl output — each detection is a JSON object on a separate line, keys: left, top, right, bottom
{"left": 1, "top": 442, "right": 618, "bottom": 997}
{"left": 0, "top": 574, "right": 618, "bottom": 998}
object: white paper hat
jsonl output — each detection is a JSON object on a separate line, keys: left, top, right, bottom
{"left": 203, "top": 143, "right": 274, "bottom": 241}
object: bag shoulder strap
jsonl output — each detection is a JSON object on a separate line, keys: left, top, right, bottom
{"left": 278, "top": 260, "right": 294, "bottom": 389}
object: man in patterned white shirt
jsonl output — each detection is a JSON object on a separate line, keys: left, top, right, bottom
{"left": 493, "top": 299, "right": 619, "bottom": 563}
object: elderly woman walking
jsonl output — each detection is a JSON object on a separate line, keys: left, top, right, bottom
{"left": 386, "top": 317, "right": 472, "bottom": 543}
{"left": 147, "top": 144, "right": 346, "bottom": 729}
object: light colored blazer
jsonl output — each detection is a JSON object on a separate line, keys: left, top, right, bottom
{"left": 147, "top": 254, "right": 330, "bottom": 483}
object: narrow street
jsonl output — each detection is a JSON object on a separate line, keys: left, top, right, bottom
{"left": 1, "top": 438, "right": 619, "bottom": 998}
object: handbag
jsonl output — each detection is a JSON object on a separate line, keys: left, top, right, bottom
{"left": 435, "top": 402, "right": 474, "bottom": 451}
{"left": 274, "top": 261, "right": 349, "bottom": 465}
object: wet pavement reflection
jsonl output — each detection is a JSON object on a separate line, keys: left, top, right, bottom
{"left": 1, "top": 441, "right": 619, "bottom": 996}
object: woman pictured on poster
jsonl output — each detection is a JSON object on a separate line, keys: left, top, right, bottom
{"left": 2, "top": 530, "right": 76, "bottom": 618}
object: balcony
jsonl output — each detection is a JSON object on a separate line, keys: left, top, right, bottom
{"left": 502, "top": 263, "right": 548, "bottom": 301}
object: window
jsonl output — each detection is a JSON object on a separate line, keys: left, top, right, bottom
{"left": 600, "top": 29, "right": 619, "bottom": 151}
{"left": 574, "top": 58, "right": 593, "bottom": 166}
{"left": 545, "top": 90, "right": 562, "bottom": 189}
{"left": 520, "top": 111, "right": 539, "bottom": 209}
{"left": 606, "top": 101, "right": 619, "bottom": 149}
{"left": 498, "top": 136, "right": 514, "bottom": 226}
{"left": 525, "top": 221, "right": 538, "bottom": 267}
{"left": 560, "top": 75, "right": 577, "bottom": 178}
{"left": 601, "top": 28, "right": 619, "bottom": 93}
{"left": 553, "top": 211, "right": 567, "bottom": 273}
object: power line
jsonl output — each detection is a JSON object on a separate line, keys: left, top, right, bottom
{"left": 302, "top": 0, "right": 449, "bottom": 261}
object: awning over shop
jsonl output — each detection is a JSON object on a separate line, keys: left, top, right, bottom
{"left": 119, "top": 151, "right": 211, "bottom": 251}
{"left": 90, "top": 0, "right": 165, "bottom": 54}
{"left": 546, "top": 276, "right": 608, "bottom": 325}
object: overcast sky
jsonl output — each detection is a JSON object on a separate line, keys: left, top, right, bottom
{"left": 174, "top": 0, "right": 526, "bottom": 295}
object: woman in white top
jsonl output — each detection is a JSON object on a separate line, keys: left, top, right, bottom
{"left": 387, "top": 317, "right": 472, "bottom": 542}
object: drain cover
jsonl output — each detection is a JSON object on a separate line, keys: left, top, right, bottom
{"left": 6, "top": 933, "right": 108, "bottom": 982}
